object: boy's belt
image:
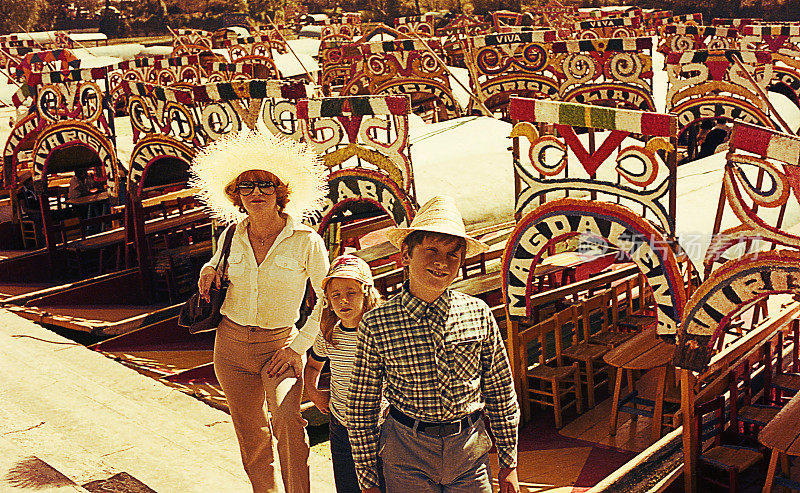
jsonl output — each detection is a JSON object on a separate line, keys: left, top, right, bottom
{"left": 389, "top": 406, "right": 482, "bottom": 437}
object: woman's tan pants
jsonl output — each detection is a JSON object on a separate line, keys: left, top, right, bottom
{"left": 214, "top": 317, "right": 310, "bottom": 493}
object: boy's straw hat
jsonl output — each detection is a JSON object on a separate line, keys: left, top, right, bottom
{"left": 386, "top": 195, "right": 488, "bottom": 258}
{"left": 189, "top": 131, "right": 328, "bottom": 225}
{"left": 322, "top": 254, "right": 374, "bottom": 291}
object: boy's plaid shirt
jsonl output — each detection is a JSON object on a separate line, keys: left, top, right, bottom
{"left": 347, "top": 283, "right": 520, "bottom": 489}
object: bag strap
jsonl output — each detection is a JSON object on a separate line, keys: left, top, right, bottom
{"left": 214, "top": 226, "right": 235, "bottom": 276}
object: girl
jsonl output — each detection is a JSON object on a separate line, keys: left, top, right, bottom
{"left": 304, "top": 254, "right": 384, "bottom": 493}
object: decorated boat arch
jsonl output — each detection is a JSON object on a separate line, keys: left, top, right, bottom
{"left": 122, "top": 78, "right": 312, "bottom": 194}
{"left": 320, "top": 13, "right": 363, "bottom": 39}
{"left": 317, "top": 23, "right": 405, "bottom": 94}
{"left": 3, "top": 52, "right": 119, "bottom": 236}
{"left": 665, "top": 49, "right": 780, "bottom": 160}
{"left": 394, "top": 13, "right": 438, "bottom": 37}
{"left": 539, "top": 3, "right": 579, "bottom": 27}
{"left": 641, "top": 10, "right": 674, "bottom": 35}
{"left": 651, "top": 13, "right": 704, "bottom": 33}
{"left": 223, "top": 34, "right": 286, "bottom": 68}
{"left": 739, "top": 24, "right": 800, "bottom": 107}
{"left": 674, "top": 123, "right": 800, "bottom": 371}
{"left": 434, "top": 13, "right": 491, "bottom": 67}
{"left": 107, "top": 55, "right": 216, "bottom": 115}
{"left": 171, "top": 29, "right": 214, "bottom": 57}
{"left": 657, "top": 24, "right": 739, "bottom": 56}
{"left": 551, "top": 36, "right": 656, "bottom": 111}
{"left": 31, "top": 119, "right": 119, "bottom": 195}
{"left": 461, "top": 30, "right": 559, "bottom": 116}
{"left": 339, "top": 39, "right": 462, "bottom": 121}
{"left": 295, "top": 95, "right": 416, "bottom": 252}
{"left": 29, "top": 119, "right": 122, "bottom": 253}
{"left": 503, "top": 97, "right": 686, "bottom": 340}
{"left": 569, "top": 16, "right": 644, "bottom": 40}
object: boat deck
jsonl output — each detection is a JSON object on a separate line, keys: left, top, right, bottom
{"left": 8, "top": 303, "right": 175, "bottom": 336}
{"left": 93, "top": 331, "right": 674, "bottom": 492}
{"left": 0, "top": 281, "right": 58, "bottom": 299}
{"left": 0, "top": 249, "right": 37, "bottom": 261}
{"left": 30, "top": 305, "right": 162, "bottom": 323}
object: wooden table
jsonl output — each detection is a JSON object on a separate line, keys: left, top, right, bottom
{"left": 112, "top": 188, "right": 198, "bottom": 213}
{"left": 451, "top": 270, "right": 502, "bottom": 299}
{"left": 534, "top": 251, "right": 616, "bottom": 289}
{"left": 760, "top": 391, "right": 800, "bottom": 492}
{"left": 604, "top": 326, "right": 676, "bottom": 442}
{"left": 534, "top": 251, "right": 581, "bottom": 288}
{"left": 67, "top": 191, "right": 109, "bottom": 206}
{"left": 353, "top": 240, "right": 399, "bottom": 264}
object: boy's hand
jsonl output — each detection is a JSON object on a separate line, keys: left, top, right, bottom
{"left": 499, "top": 467, "right": 519, "bottom": 493}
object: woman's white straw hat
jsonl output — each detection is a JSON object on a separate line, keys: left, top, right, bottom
{"left": 386, "top": 195, "right": 488, "bottom": 258}
{"left": 189, "top": 131, "right": 328, "bottom": 224}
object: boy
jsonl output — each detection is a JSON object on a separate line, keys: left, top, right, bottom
{"left": 347, "top": 195, "right": 520, "bottom": 493}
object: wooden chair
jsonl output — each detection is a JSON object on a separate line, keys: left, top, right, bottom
{"left": 593, "top": 284, "right": 638, "bottom": 348}
{"left": 20, "top": 219, "right": 40, "bottom": 248}
{"left": 517, "top": 316, "right": 583, "bottom": 428}
{"left": 729, "top": 363, "right": 781, "bottom": 437}
{"left": 611, "top": 273, "right": 657, "bottom": 332}
{"left": 491, "top": 304, "right": 507, "bottom": 337}
{"left": 695, "top": 396, "right": 764, "bottom": 493}
{"left": 770, "top": 322, "right": 800, "bottom": 404}
{"left": 560, "top": 301, "right": 610, "bottom": 409}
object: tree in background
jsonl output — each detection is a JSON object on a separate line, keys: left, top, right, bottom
{"left": 248, "top": 0, "right": 285, "bottom": 24}
{"left": 126, "top": 0, "right": 168, "bottom": 34}
{"left": 0, "top": 0, "right": 44, "bottom": 35}
{"left": 472, "top": 0, "right": 521, "bottom": 14}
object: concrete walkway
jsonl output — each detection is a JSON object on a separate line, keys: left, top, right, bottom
{"left": 0, "top": 309, "right": 335, "bottom": 492}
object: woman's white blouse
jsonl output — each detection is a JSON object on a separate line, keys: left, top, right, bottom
{"left": 203, "top": 214, "right": 330, "bottom": 354}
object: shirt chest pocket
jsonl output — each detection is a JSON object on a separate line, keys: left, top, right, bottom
{"left": 274, "top": 255, "right": 304, "bottom": 273}
{"left": 225, "top": 254, "right": 247, "bottom": 281}
{"left": 272, "top": 255, "right": 305, "bottom": 284}
{"left": 450, "top": 335, "right": 482, "bottom": 382}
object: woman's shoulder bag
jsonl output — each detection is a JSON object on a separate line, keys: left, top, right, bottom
{"left": 179, "top": 226, "right": 235, "bottom": 334}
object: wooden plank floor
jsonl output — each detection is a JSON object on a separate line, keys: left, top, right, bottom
{"left": 0, "top": 309, "right": 306, "bottom": 492}
{"left": 495, "top": 368, "right": 675, "bottom": 492}
{"left": 97, "top": 347, "right": 665, "bottom": 492}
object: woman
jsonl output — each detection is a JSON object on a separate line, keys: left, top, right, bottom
{"left": 192, "top": 131, "right": 329, "bottom": 493}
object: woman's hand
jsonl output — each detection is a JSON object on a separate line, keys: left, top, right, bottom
{"left": 266, "top": 346, "right": 303, "bottom": 378}
{"left": 198, "top": 266, "right": 219, "bottom": 302}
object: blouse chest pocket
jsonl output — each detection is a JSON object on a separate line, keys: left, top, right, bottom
{"left": 271, "top": 255, "right": 306, "bottom": 287}
{"left": 450, "top": 335, "right": 482, "bottom": 382}
{"left": 274, "top": 255, "right": 304, "bottom": 272}
{"left": 225, "top": 254, "right": 246, "bottom": 280}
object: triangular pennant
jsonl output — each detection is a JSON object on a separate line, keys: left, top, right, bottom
{"left": 706, "top": 60, "right": 731, "bottom": 81}
{"left": 783, "top": 165, "right": 800, "bottom": 208}
{"left": 763, "top": 34, "right": 789, "bottom": 52}
{"left": 336, "top": 115, "right": 364, "bottom": 143}
{"left": 555, "top": 124, "right": 630, "bottom": 176}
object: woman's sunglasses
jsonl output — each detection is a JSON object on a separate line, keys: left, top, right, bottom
{"left": 236, "top": 181, "right": 276, "bottom": 196}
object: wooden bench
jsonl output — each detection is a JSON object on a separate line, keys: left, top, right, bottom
{"left": 64, "top": 209, "right": 210, "bottom": 276}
